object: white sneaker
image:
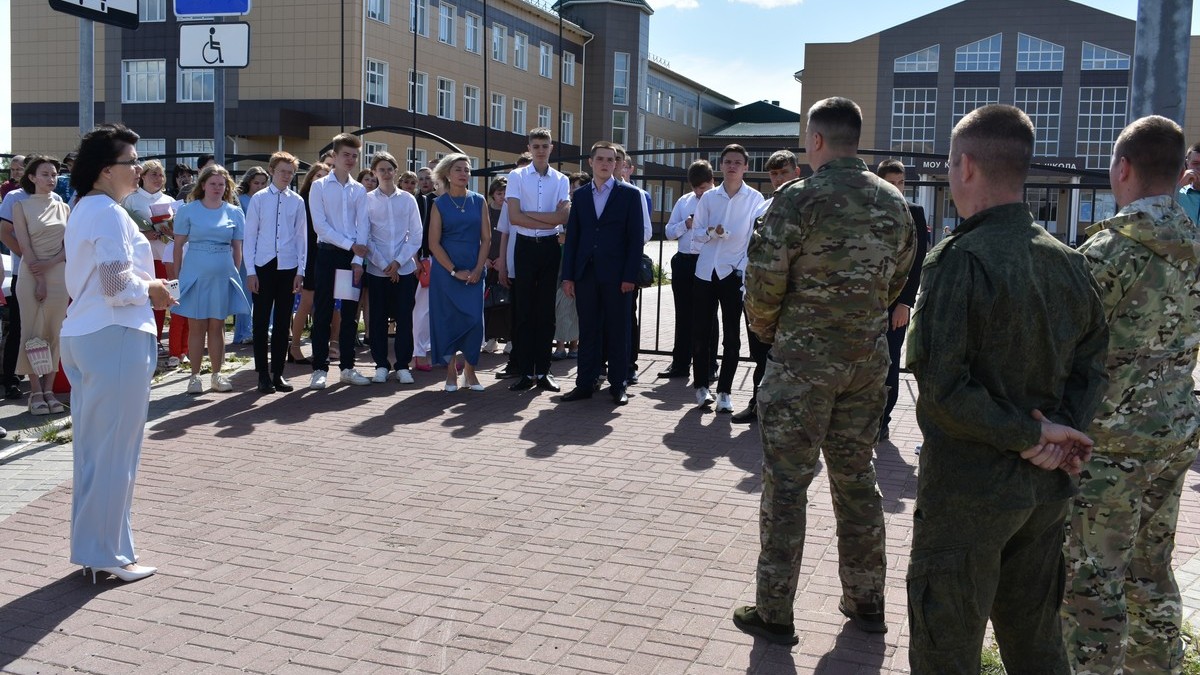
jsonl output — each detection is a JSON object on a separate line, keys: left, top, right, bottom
{"left": 695, "top": 387, "right": 714, "bottom": 406}
{"left": 503, "top": 342, "right": 513, "bottom": 354}
{"left": 310, "top": 370, "right": 328, "bottom": 390}
{"left": 166, "top": 356, "right": 181, "bottom": 368}
{"left": 395, "top": 369, "right": 414, "bottom": 384}
{"left": 211, "top": 373, "right": 233, "bottom": 392}
{"left": 341, "top": 369, "right": 370, "bottom": 386}
{"left": 484, "top": 339, "right": 498, "bottom": 353}
{"left": 186, "top": 375, "right": 203, "bottom": 395}
{"left": 715, "top": 392, "right": 734, "bottom": 412}
{"left": 373, "top": 367, "right": 389, "bottom": 383}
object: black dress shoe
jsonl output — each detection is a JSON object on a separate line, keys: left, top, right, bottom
{"left": 5, "top": 385, "right": 21, "bottom": 399}
{"left": 611, "top": 387, "right": 629, "bottom": 406}
{"left": 257, "top": 374, "right": 276, "bottom": 394}
{"left": 495, "top": 363, "right": 518, "bottom": 379}
{"left": 561, "top": 387, "right": 593, "bottom": 402}
{"left": 657, "top": 366, "right": 688, "bottom": 378}
{"left": 272, "top": 375, "right": 294, "bottom": 392}
{"left": 509, "top": 376, "right": 535, "bottom": 391}
{"left": 536, "top": 374, "right": 560, "bottom": 392}
{"left": 731, "top": 404, "right": 757, "bottom": 424}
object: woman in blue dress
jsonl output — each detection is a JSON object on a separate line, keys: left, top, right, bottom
{"left": 174, "top": 165, "right": 251, "bottom": 395}
{"left": 428, "top": 154, "right": 491, "bottom": 392}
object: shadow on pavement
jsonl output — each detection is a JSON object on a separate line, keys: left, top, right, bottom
{"left": 813, "top": 627, "right": 888, "bottom": 673}
{"left": 0, "top": 572, "right": 106, "bottom": 669}
{"left": 745, "top": 638, "right": 798, "bottom": 673}
{"left": 873, "top": 439, "right": 917, "bottom": 514}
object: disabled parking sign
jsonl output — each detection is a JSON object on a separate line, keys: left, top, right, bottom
{"left": 179, "top": 22, "right": 250, "bottom": 69}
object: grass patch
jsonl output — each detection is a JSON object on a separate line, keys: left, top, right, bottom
{"left": 980, "top": 639, "right": 1005, "bottom": 674}
{"left": 979, "top": 622, "right": 1200, "bottom": 674}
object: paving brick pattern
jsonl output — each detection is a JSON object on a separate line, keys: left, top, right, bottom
{"left": 1, "top": 322, "right": 1200, "bottom": 673}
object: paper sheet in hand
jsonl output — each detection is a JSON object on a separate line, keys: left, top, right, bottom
{"left": 334, "top": 269, "right": 361, "bottom": 301}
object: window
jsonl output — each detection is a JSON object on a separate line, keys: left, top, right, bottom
{"left": 665, "top": 140, "right": 675, "bottom": 167}
{"left": 563, "top": 51, "right": 576, "bottom": 86}
{"left": 666, "top": 95, "right": 674, "bottom": 121}
{"left": 1082, "top": 42, "right": 1130, "bottom": 71}
{"left": 537, "top": 105, "right": 551, "bottom": 129}
{"left": 665, "top": 187, "right": 674, "bottom": 210}
{"left": 1014, "top": 87, "right": 1061, "bottom": 156}
{"left": 492, "top": 24, "right": 508, "bottom": 63}
{"left": 465, "top": 13, "right": 482, "bottom": 54}
{"left": 612, "top": 111, "right": 628, "bottom": 146}
{"left": 366, "top": 59, "right": 389, "bottom": 107}
{"left": 463, "top": 85, "right": 480, "bottom": 125}
{"left": 561, "top": 111, "right": 574, "bottom": 146}
{"left": 408, "top": 70, "right": 427, "bottom": 114}
{"left": 367, "top": 0, "right": 389, "bottom": 23}
{"left": 955, "top": 34, "right": 1001, "bottom": 72}
{"left": 136, "top": 138, "right": 166, "bottom": 159}
{"left": 613, "top": 52, "right": 630, "bottom": 105}
{"left": 177, "top": 139, "right": 214, "bottom": 168}
{"left": 655, "top": 138, "right": 665, "bottom": 165}
{"left": 364, "top": 142, "right": 388, "bottom": 167}
{"left": 512, "top": 99, "right": 527, "bottom": 134}
{"left": 407, "top": 148, "right": 427, "bottom": 172}
{"left": 438, "top": 4, "right": 455, "bottom": 45}
{"left": 436, "top": 77, "right": 455, "bottom": 119}
{"left": 538, "top": 43, "right": 554, "bottom": 79}
{"left": 491, "top": 93, "right": 506, "bottom": 131}
{"left": 891, "top": 88, "right": 937, "bottom": 153}
{"left": 410, "top": 0, "right": 429, "bottom": 36}
{"left": 895, "top": 45, "right": 940, "bottom": 73}
{"left": 644, "top": 86, "right": 652, "bottom": 111}
{"left": 122, "top": 59, "right": 166, "bottom": 103}
{"left": 139, "top": 0, "right": 165, "bottom": 22}
{"left": 177, "top": 63, "right": 214, "bottom": 103}
{"left": 1078, "top": 190, "right": 1116, "bottom": 224}
{"left": 644, "top": 134, "right": 654, "bottom": 161}
{"left": 468, "top": 156, "right": 482, "bottom": 192}
{"left": 513, "top": 33, "right": 528, "bottom": 70}
{"left": 952, "top": 87, "right": 999, "bottom": 128}
{"left": 1017, "top": 33, "right": 1064, "bottom": 71}
{"left": 1078, "top": 86, "right": 1129, "bottom": 169}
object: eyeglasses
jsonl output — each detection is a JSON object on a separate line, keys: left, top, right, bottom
{"left": 110, "top": 160, "right": 142, "bottom": 169}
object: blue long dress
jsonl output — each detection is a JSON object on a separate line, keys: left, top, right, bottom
{"left": 174, "top": 200, "right": 251, "bottom": 320}
{"left": 429, "top": 192, "right": 485, "bottom": 367}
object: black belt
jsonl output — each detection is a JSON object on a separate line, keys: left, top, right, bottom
{"left": 675, "top": 252, "right": 700, "bottom": 258}
{"left": 517, "top": 234, "right": 560, "bottom": 244}
{"left": 317, "top": 242, "right": 348, "bottom": 252}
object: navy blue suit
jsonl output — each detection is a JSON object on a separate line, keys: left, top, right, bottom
{"left": 562, "top": 180, "right": 644, "bottom": 391}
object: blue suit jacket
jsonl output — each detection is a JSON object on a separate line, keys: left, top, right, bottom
{"left": 562, "top": 180, "right": 645, "bottom": 285}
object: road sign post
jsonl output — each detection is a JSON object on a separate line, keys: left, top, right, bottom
{"left": 174, "top": 0, "right": 251, "bottom": 17}
{"left": 49, "top": 0, "right": 138, "bottom": 30}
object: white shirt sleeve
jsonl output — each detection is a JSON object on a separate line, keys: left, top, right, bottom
{"left": 664, "top": 194, "right": 692, "bottom": 241}
{"left": 243, "top": 191, "right": 262, "bottom": 273}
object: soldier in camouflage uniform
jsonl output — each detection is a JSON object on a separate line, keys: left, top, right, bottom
{"left": 1063, "top": 115, "right": 1200, "bottom": 674}
{"left": 906, "top": 105, "right": 1108, "bottom": 674}
{"left": 729, "top": 96, "right": 915, "bottom": 645}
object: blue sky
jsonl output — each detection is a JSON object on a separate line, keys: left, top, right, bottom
{"left": 646, "top": 0, "right": 1193, "bottom": 113}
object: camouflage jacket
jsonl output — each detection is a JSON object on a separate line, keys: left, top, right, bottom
{"left": 906, "top": 204, "right": 1109, "bottom": 509}
{"left": 1079, "top": 195, "right": 1200, "bottom": 455}
{"left": 744, "top": 156, "right": 915, "bottom": 363}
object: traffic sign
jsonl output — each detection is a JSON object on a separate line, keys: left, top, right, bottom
{"left": 49, "top": 0, "right": 139, "bottom": 30}
{"left": 179, "top": 22, "right": 251, "bottom": 69}
{"left": 175, "top": 0, "right": 251, "bottom": 17}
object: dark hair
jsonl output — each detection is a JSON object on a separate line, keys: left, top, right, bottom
{"left": 951, "top": 104, "right": 1034, "bottom": 189}
{"left": 1189, "top": 142, "right": 1200, "bottom": 157}
{"left": 764, "top": 150, "right": 798, "bottom": 172}
{"left": 687, "top": 159, "right": 714, "bottom": 188}
{"left": 356, "top": 169, "right": 376, "bottom": 184}
{"left": 719, "top": 144, "right": 749, "bottom": 164}
{"left": 487, "top": 176, "right": 507, "bottom": 195}
{"left": 569, "top": 172, "right": 590, "bottom": 187}
{"left": 237, "top": 166, "right": 269, "bottom": 196}
{"left": 299, "top": 163, "right": 329, "bottom": 200}
{"left": 516, "top": 152, "right": 533, "bottom": 166}
{"left": 331, "top": 132, "right": 362, "bottom": 152}
{"left": 527, "top": 127, "right": 553, "bottom": 143}
{"left": 807, "top": 97, "right": 862, "bottom": 150}
{"left": 196, "top": 153, "right": 215, "bottom": 169}
{"left": 590, "top": 140, "right": 619, "bottom": 158}
{"left": 875, "top": 158, "right": 905, "bottom": 178}
{"left": 18, "top": 155, "right": 60, "bottom": 194}
{"left": 370, "top": 151, "right": 398, "bottom": 170}
{"left": 1114, "top": 115, "right": 1186, "bottom": 189}
{"left": 71, "top": 123, "right": 139, "bottom": 194}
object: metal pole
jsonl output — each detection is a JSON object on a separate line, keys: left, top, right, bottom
{"left": 79, "top": 18, "right": 94, "bottom": 135}
{"left": 214, "top": 67, "right": 226, "bottom": 165}
{"left": 341, "top": 2, "right": 346, "bottom": 131}
{"left": 482, "top": 0, "right": 489, "bottom": 168}
{"left": 1131, "top": 0, "right": 1192, "bottom": 123}
{"left": 411, "top": 2, "right": 418, "bottom": 170}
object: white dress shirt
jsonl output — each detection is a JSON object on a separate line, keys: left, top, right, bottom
{"left": 693, "top": 181, "right": 764, "bottom": 281}
{"left": 505, "top": 163, "right": 569, "bottom": 238}
{"left": 361, "top": 187, "right": 423, "bottom": 277}
{"left": 244, "top": 183, "right": 308, "bottom": 273}
{"left": 308, "top": 171, "right": 369, "bottom": 253}
{"left": 665, "top": 191, "right": 703, "bottom": 254}
{"left": 628, "top": 181, "right": 653, "bottom": 244}
{"left": 495, "top": 202, "right": 516, "bottom": 277}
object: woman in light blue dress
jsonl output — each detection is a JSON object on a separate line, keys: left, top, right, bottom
{"left": 174, "top": 164, "right": 250, "bottom": 395}
{"left": 428, "top": 154, "right": 490, "bottom": 392}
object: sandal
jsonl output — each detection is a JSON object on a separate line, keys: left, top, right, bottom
{"left": 28, "top": 393, "right": 49, "bottom": 416}
{"left": 44, "top": 394, "right": 66, "bottom": 414}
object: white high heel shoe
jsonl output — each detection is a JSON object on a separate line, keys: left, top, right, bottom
{"left": 89, "top": 564, "right": 157, "bottom": 583}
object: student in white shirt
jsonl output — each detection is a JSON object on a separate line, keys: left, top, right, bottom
{"left": 691, "top": 143, "right": 764, "bottom": 412}
{"left": 493, "top": 153, "right": 532, "bottom": 379}
{"left": 244, "top": 151, "right": 307, "bottom": 394}
{"left": 661, "top": 160, "right": 716, "bottom": 380}
{"left": 307, "top": 133, "right": 371, "bottom": 389}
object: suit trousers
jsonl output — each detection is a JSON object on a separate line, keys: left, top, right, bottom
{"left": 252, "top": 258, "right": 296, "bottom": 376}
{"left": 2, "top": 274, "right": 21, "bottom": 387}
{"left": 573, "top": 265, "right": 632, "bottom": 390}
{"left": 367, "top": 272, "right": 418, "bottom": 371}
{"left": 311, "top": 245, "right": 359, "bottom": 372}
{"left": 668, "top": 253, "right": 717, "bottom": 371}
{"left": 692, "top": 271, "right": 743, "bottom": 393}
{"left": 881, "top": 309, "right": 906, "bottom": 434}
{"left": 512, "top": 235, "right": 560, "bottom": 377}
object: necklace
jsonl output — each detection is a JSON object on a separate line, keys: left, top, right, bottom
{"left": 448, "top": 193, "right": 468, "bottom": 212}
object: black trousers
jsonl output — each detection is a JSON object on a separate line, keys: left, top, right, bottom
{"left": 366, "top": 272, "right": 417, "bottom": 370}
{"left": 745, "top": 320, "right": 770, "bottom": 404}
{"left": 881, "top": 314, "right": 906, "bottom": 434}
{"left": 252, "top": 259, "right": 297, "bottom": 376}
{"left": 311, "top": 245, "right": 360, "bottom": 372}
{"left": 692, "top": 271, "right": 743, "bottom": 394}
{"left": 629, "top": 292, "right": 640, "bottom": 372}
{"left": 574, "top": 265, "right": 632, "bottom": 390}
{"left": 2, "top": 274, "right": 20, "bottom": 387}
{"left": 512, "top": 235, "right": 560, "bottom": 377}
{"left": 669, "top": 253, "right": 716, "bottom": 372}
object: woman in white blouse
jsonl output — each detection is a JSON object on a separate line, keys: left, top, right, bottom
{"left": 352, "top": 152, "right": 423, "bottom": 384}
{"left": 123, "top": 159, "right": 176, "bottom": 356}
{"left": 60, "top": 124, "right": 175, "bottom": 583}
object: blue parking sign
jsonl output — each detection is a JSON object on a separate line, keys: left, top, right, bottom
{"left": 175, "top": 0, "right": 251, "bottom": 17}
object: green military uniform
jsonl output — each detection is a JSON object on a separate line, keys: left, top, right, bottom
{"left": 905, "top": 203, "right": 1109, "bottom": 674}
{"left": 743, "top": 156, "right": 915, "bottom": 627}
{"left": 1063, "top": 195, "right": 1200, "bottom": 674}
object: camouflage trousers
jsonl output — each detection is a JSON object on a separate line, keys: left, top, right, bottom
{"left": 754, "top": 350, "right": 887, "bottom": 625}
{"left": 1062, "top": 441, "right": 1199, "bottom": 675}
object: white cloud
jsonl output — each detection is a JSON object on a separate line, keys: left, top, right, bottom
{"left": 729, "top": 0, "right": 804, "bottom": 8}
{"left": 654, "top": 0, "right": 701, "bottom": 9}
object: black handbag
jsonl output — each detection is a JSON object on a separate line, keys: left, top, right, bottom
{"left": 484, "top": 281, "right": 512, "bottom": 309}
{"left": 636, "top": 254, "right": 655, "bottom": 288}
